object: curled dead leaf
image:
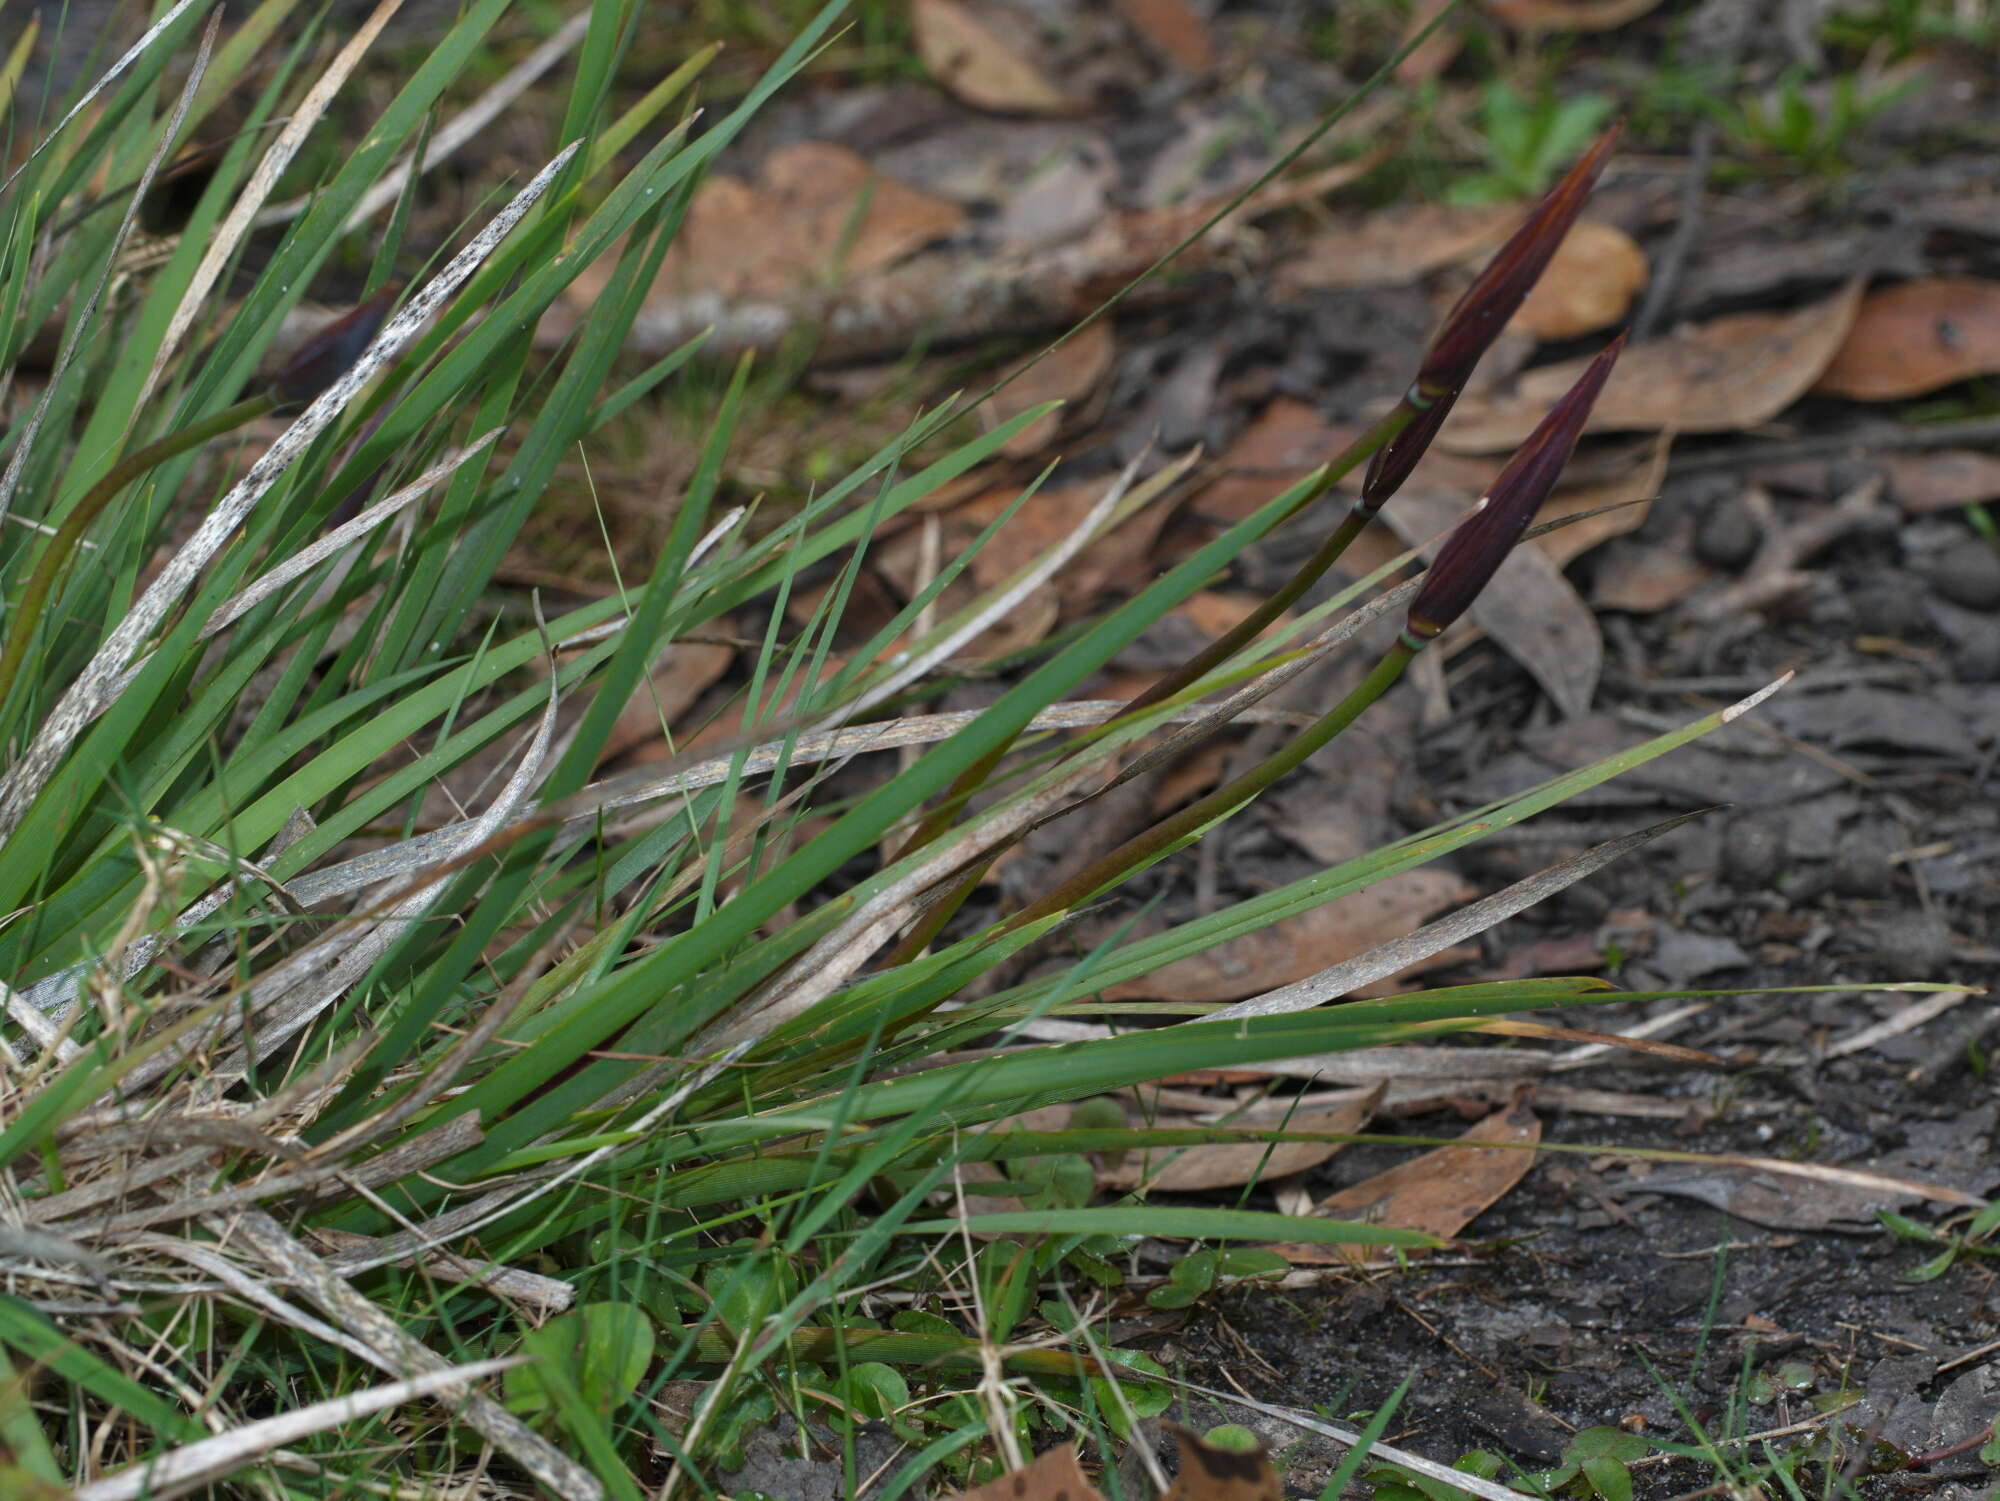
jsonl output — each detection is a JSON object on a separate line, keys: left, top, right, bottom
{"left": 914, "top": 0, "right": 1083, "bottom": 115}
{"left": 1442, "top": 280, "right": 1865, "bottom": 451}
{"left": 1813, "top": 278, "right": 2000, "bottom": 400}
{"left": 941, "top": 1444, "right": 1105, "bottom": 1501}
{"left": 1509, "top": 219, "right": 1647, "bottom": 340}
{"left": 1277, "top": 1094, "right": 1542, "bottom": 1265}
{"left": 1164, "top": 1422, "right": 1282, "bottom": 1501}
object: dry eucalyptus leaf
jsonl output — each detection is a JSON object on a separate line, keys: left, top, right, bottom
{"left": 1163, "top": 1422, "right": 1283, "bottom": 1500}
{"left": 1100, "top": 868, "right": 1474, "bottom": 1003}
{"left": 1195, "top": 398, "right": 1365, "bottom": 523}
{"left": 1528, "top": 434, "right": 1669, "bottom": 569}
{"left": 574, "top": 142, "right": 964, "bottom": 306}
{"left": 1813, "top": 278, "right": 2000, "bottom": 400}
{"left": 1115, "top": 0, "right": 1216, "bottom": 70}
{"left": 1509, "top": 219, "right": 1647, "bottom": 340}
{"left": 1442, "top": 280, "right": 1865, "bottom": 451}
{"left": 941, "top": 1444, "right": 1106, "bottom": 1501}
{"left": 1281, "top": 1094, "right": 1542, "bottom": 1264}
{"left": 1881, "top": 449, "right": 2000, "bottom": 513}
{"left": 914, "top": 0, "right": 1083, "bottom": 115}
{"left": 1487, "top": 0, "right": 1667, "bottom": 28}
{"left": 1097, "top": 1093, "right": 1376, "bottom": 1193}
{"left": 983, "top": 321, "right": 1118, "bottom": 456}
{"left": 600, "top": 641, "right": 735, "bottom": 764}
{"left": 1280, "top": 202, "right": 1520, "bottom": 292}
{"left": 877, "top": 473, "right": 1171, "bottom": 622}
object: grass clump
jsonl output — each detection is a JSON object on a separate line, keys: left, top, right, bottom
{"left": 0, "top": 6, "right": 1874, "bottom": 1498}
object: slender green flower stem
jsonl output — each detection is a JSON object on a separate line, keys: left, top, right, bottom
{"left": 1119, "top": 397, "right": 1420, "bottom": 718}
{"left": 876, "top": 400, "right": 1423, "bottom": 968}
{"left": 0, "top": 394, "right": 273, "bottom": 716}
{"left": 881, "top": 398, "right": 1421, "bottom": 941}
{"left": 1000, "top": 637, "right": 1419, "bottom": 936}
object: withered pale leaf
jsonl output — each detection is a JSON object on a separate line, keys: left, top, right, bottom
{"left": 1280, "top": 203, "right": 1521, "bottom": 293}
{"left": 1488, "top": 0, "right": 1667, "bottom": 28}
{"left": 1097, "top": 1093, "right": 1376, "bottom": 1193}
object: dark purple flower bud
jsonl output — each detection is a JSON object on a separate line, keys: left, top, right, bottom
{"left": 1415, "top": 121, "right": 1622, "bottom": 397}
{"left": 1405, "top": 334, "right": 1624, "bottom": 644}
{"left": 1358, "top": 385, "right": 1460, "bottom": 513}
{"left": 268, "top": 284, "right": 400, "bottom": 409}
{"left": 1360, "top": 122, "right": 1621, "bottom": 512}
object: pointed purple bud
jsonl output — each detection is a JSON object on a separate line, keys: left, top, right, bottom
{"left": 269, "top": 285, "right": 400, "bottom": 408}
{"left": 1405, "top": 333, "right": 1624, "bottom": 643}
{"left": 1416, "top": 122, "right": 1622, "bottom": 396}
{"left": 1358, "top": 384, "right": 1461, "bottom": 514}
{"left": 1361, "top": 121, "right": 1622, "bottom": 511}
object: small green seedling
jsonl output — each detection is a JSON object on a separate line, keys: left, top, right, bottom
{"left": 1878, "top": 1200, "right": 2000, "bottom": 1282}
{"left": 1451, "top": 83, "right": 1617, "bottom": 203}
{"left": 1533, "top": 1426, "right": 1650, "bottom": 1501}
{"left": 504, "top": 1301, "right": 657, "bottom": 1421}
{"left": 1146, "top": 1246, "right": 1290, "bottom": 1310}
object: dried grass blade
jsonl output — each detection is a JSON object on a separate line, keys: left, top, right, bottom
{"left": 137, "top": 0, "right": 407, "bottom": 409}
{"left": 223, "top": 1210, "right": 600, "bottom": 1501}
{"left": 1207, "top": 810, "right": 1714, "bottom": 1022}
{"left": 0, "top": 0, "right": 205, "bottom": 196}
{"left": 73, "top": 1355, "right": 523, "bottom": 1501}
{"left": 0, "top": 140, "right": 579, "bottom": 838}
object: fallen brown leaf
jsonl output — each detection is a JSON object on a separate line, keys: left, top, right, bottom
{"left": 1487, "top": 0, "right": 1667, "bottom": 28}
{"left": 1101, "top": 868, "right": 1474, "bottom": 1003}
{"left": 1881, "top": 448, "right": 2000, "bottom": 513}
{"left": 914, "top": 0, "right": 1083, "bottom": 115}
{"left": 1442, "top": 280, "right": 1866, "bottom": 451}
{"left": 1195, "top": 398, "right": 1364, "bottom": 523}
{"left": 1097, "top": 1091, "right": 1377, "bottom": 1193}
{"left": 1280, "top": 203, "right": 1520, "bottom": 293}
{"left": 942, "top": 1444, "right": 1105, "bottom": 1501}
{"left": 1813, "top": 278, "right": 2000, "bottom": 400}
{"left": 1528, "top": 434, "right": 1668, "bottom": 568}
{"left": 576, "top": 142, "right": 964, "bottom": 306}
{"left": 1164, "top": 1422, "right": 1282, "bottom": 1501}
{"left": 1509, "top": 219, "right": 1648, "bottom": 340}
{"left": 983, "top": 321, "right": 1118, "bottom": 456}
{"left": 599, "top": 641, "right": 735, "bottom": 764}
{"left": 1116, "top": 0, "right": 1216, "bottom": 70}
{"left": 877, "top": 473, "right": 1173, "bottom": 623}
{"left": 1281, "top": 1093, "right": 1542, "bottom": 1264}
